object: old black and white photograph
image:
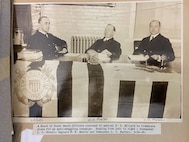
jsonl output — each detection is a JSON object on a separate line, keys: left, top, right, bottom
{"left": 12, "top": 0, "right": 182, "bottom": 122}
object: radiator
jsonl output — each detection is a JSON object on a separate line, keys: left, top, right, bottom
{"left": 71, "top": 36, "right": 100, "bottom": 53}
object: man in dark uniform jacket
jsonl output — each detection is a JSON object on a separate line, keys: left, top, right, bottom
{"left": 24, "top": 16, "right": 68, "bottom": 117}
{"left": 133, "top": 20, "right": 175, "bottom": 67}
{"left": 86, "top": 24, "right": 121, "bottom": 64}
{"left": 27, "top": 16, "right": 68, "bottom": 60}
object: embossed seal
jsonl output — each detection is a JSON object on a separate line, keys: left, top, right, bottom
{"left": 14, "top": 67, "right": 55, "bottom": 106}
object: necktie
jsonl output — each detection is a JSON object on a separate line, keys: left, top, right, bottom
{"left": 150, "top": 36, "right": 154, "bottom": 41}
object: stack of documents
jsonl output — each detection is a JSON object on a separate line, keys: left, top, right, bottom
{"left": 128, "top": 55, "right": 149, "bottom": 62}
{"left": 17, "top": 49, "right": 43, "bottom": 61}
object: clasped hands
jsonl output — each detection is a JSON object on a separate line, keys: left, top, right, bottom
{"left": 55, "top": 46, "right": 68, "bottom": 54}
{"left": 145, "top": 54, "right": 167, "bottom": 62}
{"left": 87, "top": 49, "right": 111, "bottom": 65}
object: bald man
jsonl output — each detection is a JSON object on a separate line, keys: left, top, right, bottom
{"left": 133, "top": 20, "right": 175, "bottom": 67}
{"left": 86, "top": 24, "right": 122, "bottom": 64}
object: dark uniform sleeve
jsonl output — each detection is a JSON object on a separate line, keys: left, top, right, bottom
{"left": 48, "top": 33, "right": 67, "bottom": 51}
{"left": 85, "top": 40, "right": 100, "bottom": 53}
{"left": 110, "top": 42, "right": 121, "bottom": 60}
{"left": 162, "top": 38, "right": 175, "bottom": 62}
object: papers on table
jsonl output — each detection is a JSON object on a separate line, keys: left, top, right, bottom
{"left": 128, "top": 55, "right": 149, "bottom": 62}
{"left": 17, "top": 48, "right": 43, "bottom": 61}
{"left": 101, "top": 49, "right": 112, "bottom": 56}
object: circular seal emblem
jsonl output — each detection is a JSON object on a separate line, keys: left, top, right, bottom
{"left": 15, "top": 69, "right": 55, "bottom": 104}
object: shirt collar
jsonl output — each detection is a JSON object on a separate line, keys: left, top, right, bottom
{"left": 103, "top": 37, "right": 113, "bottom": 41}
{"left": 150, "top": 33, "right": 160, "bottom": 38}
{"left": 38, "top": 30, "right": 47, "bottom": 35}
